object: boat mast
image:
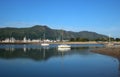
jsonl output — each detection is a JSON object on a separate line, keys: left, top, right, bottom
{"left": 61, "top": 30, "right": 63, "bottom": 42}
{"left": 43, "top": 33, "right": 45, "bottom": 43}
{"left": 108, "top": 34, "right": 111, "bottom": 44}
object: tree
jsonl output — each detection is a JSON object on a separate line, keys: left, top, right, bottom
{"left": 115, "top": 38, "right": 120, "bottom": 42}
{"left": 70, "top": 38, "right": 75, "bottom": 41}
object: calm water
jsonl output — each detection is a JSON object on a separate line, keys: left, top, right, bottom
{"left": 0, "top": 44, "right": 119, "bottom": 77}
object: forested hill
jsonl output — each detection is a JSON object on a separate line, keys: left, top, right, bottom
{"left": 0, "top": 25, "right": 108, "bottom": 40}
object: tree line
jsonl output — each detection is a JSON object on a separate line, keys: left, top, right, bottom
{"left": 69, "top": 37, "right": 120, "bottom": 42}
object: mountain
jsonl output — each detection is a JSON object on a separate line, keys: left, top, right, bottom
{"left": 0, "top": 25, "right": 108, "bottom": 40}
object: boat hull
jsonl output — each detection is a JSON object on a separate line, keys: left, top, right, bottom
{"left": 41, "top": 43, "right": 49, "bottom": 46}
{"left": 58, "top": 44, "right": 71, "bottom": 48}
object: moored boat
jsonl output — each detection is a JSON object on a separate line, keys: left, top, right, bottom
{"left": 58, "top": 44, "right": 71, "bottom": 48}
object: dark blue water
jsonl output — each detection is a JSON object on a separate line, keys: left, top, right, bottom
{"left": 0, "top": 44, "right": 119, "bottom": 77}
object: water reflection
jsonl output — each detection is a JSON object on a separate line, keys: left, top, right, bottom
{"left": 23, "top": 44, "right": 26, "bottom": 52}
{"left": 0, "top": 46, "right": 91, "bottom": 61}
{"left": 0, "top": 48, "right": 52, "bottom": 61}
{"left": 0, "top": 44, "right": 120, "bottom": 77}
{"left": 118, "top": 59, "right": 120, "bottom": 76}
{"left": 5, "top": 45, "right": 15, "bottom": 52}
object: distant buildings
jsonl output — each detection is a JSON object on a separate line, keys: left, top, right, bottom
{"left": 2, "top": 37, "right": 15, "bottom": 43}
{"left": 1, "top": 36, "right": 59, "bottom": 43}
{"left": 23, "top": 37, "right": 27, "bottom": 42}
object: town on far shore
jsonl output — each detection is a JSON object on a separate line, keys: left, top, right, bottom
{"left": 1, "top": 36, "right": 120, "bottom": 45}
{"left": 0, "top": 36, "right": 67, "bottom": 44}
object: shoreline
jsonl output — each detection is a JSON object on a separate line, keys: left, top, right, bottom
{"left": 0, "top": 41, "right": 100, "bottom": 44}
{"left": 1, "top": 41, "right": 120, "bottom": 59}
{"left": 0, "top": 41, "right": 120, "bottom": 45}
{"left": 91, "top": 47, "right": 120, "bottom": 59}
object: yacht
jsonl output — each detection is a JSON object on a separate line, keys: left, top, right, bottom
{"left": 58, "top": 44, "right": 71, "bottom": 48}
{"left": 41, "top": 33, "right": 49, "bottom": 46}
{"left": 105, "top": 34, "right": 114, "bottom": 47}
{"left": 41, "top": 43, "right": 49, "bottom": 46}
{"left": 58, "top": 47, "right": 71, "bottom": 52}
{"left": 57, "top": 30, "right": 71, "bottom": 48}
{"left": 106, "top": 42, "right": 114, "bottom": 47}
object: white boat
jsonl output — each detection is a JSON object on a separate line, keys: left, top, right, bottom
{"left": 58, "top": 47, "right": 71, "bottom": 51}
{"left": 105, "top": 34, "right": 114, "bottom": 47}
{"left": 41, "top": 33, "right": 49, "bottom": 46}
{"left": 58, "top": 44, "right": 71, "bottom": 48}
{"left": 41, "top": 43, "right": 49, "bottom": 46}
{"left": 106, "top": 43, "right": 114, "bottom": 47}
{"left": 57, "top": 30, "right": 71, "bottom": 48}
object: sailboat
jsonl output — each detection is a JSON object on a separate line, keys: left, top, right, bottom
{"left": 58, "top": 44, "right": 71, "bottom": 48}
{"left": 57, "top": 30, "right": 71, "bottom": 48}
{"left": 106, "top": 34, "right": 114, "bottom": 47}
{"left": 41, "top": 33, "right": 49, "bottom": 46}
{"left": 58, "top": 47, "right": 71, "bottom": 52}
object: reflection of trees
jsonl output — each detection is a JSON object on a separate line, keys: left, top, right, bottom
{"left": 118, "top": 58, "right": 120, "bottom": 76}
{"left": 0, "top": 47, "right": 90, "bottom": 61}
{"left": 0, "top": 48, "right": 58, "bottom": 61}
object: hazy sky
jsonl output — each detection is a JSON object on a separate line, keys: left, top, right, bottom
{"left": 0, "top": 0, "right": 120, "bottom": 37}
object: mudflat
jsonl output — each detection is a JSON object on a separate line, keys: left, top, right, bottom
{"left": 92, "top": 47, "right": 120, "bottom": 58}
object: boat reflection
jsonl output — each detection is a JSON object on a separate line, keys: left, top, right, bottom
{"left": 23, "top": 44, "right": 26, "bottom": 52}
{"left": 0, "top": 46, "right": 91, "bottom": 61}
{"left": 42, "top": 46, "right": 49, "bottom": 58}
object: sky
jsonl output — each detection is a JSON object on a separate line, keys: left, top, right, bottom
{"left": 0, "top": 0, "right": 120, "bottom": 38}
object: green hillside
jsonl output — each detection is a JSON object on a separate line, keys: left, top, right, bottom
{"left": 0, "top": 25, "right": 108, "bottom": 40}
